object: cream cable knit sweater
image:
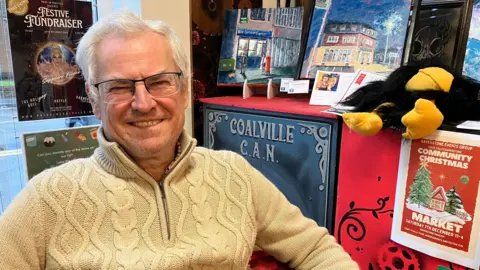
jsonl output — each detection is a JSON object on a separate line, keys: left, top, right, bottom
{"left": 0, "top": 128, "right": 358, "bottom": 269}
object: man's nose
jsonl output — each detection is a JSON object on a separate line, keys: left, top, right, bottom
{"left": 131, "top": 83, "right": 156, "bottom": 112}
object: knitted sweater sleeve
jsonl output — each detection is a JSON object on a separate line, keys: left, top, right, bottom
{"left": 0, "top": 178, "right": 45, "bottom": 269}
{"left": 250, "top": 166, "right": 359, "bottom": 270}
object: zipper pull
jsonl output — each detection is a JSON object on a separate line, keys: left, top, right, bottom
{"left": 159, "top": 182, "right": 166, "bottom": 198}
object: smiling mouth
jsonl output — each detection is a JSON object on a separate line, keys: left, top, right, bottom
{"left": 131, "top": 120, "right": 162, "bottom": 127}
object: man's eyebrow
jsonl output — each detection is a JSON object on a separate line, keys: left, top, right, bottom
{"left": 98, "top": 67, "right": 177, "bottom": 83}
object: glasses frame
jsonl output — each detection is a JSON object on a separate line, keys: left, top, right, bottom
{"left": 93, "top": 71, "right": 183, "bottom": 103}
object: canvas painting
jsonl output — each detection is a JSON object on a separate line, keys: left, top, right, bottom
{"left": 300, "top": 0, "right": 411, "bottom": 79}
{"left": 217, "top": 7, "right": 304, "bottom": 86}
{"left": 463, "top": 0, "right": 480, "bottom": 81}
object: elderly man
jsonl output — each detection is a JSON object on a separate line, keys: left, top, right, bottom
{"left": 0, "top": 10, "right": 358, "bottom": 269}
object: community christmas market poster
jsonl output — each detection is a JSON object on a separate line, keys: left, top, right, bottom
{"left": 392, "top": 131, "right": 480, "bottom": 269}
{"left": 7, "top": 0, "right": 93, "bottom": 121}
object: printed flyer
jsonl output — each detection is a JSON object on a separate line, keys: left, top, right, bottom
{"left": 7, "top": 0, "right": 93, "bottom": 121}
{"left": 22, "top": 125, "right": 99, "bottom": 180}
{"left": 323, "top": 70, "right": 386, "bottom": 116}
{"left": 392, "top": 130, "right": 480, "bottom": 269}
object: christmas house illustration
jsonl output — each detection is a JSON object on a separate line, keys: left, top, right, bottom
{"left": 406, "top": 162, "right": 473, "bottom": 224}
{"left": 429, "top": 186, "right": 447, "bottom": 212}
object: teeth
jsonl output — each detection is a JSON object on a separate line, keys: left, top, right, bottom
{"left": 132, "top": 120, "right": 160, "bottom": 127}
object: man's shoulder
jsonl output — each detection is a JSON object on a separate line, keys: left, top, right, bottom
{"left": 191, "top": 147, "right": 253, "bottom": 170}
{"left": 192, "top": 146, "right": 244, "bottom": 160}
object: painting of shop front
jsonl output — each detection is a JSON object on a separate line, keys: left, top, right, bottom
{"left": 463, "top": 0, "right": 480, "bottom": 81}
{"left": 300, "top": 0, "right": 411, "bottom": 79}
{"left": 217, "top": 7, "right": 304, "bottom": 86}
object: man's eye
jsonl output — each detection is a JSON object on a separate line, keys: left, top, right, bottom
{"left": 108, "top": 86, "right": 130, "bottom": 92}
{"left": 151, "top": 80, "right": 169, "bottom": 85}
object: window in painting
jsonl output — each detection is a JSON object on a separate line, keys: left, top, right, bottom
{"left": 240, "top": 9, "right": 248, "bottom": 23}
{"left": 238, "top": 38, "right": 249, "bottom": 56}
{"left": 326, "top": 35, "right": 339, "bottom": 43}
{"left": 248, "top": 39, "right": 258, "bottom": 56}
{"left": 250, "top": 9, "right": 266, "bottom": 21}
{"left": 342, "top": 36, "right": 356, "bottom": 43}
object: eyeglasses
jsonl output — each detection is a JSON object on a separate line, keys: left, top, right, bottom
{"left": 93, "top": 72, "right": 182, "bottom": 104}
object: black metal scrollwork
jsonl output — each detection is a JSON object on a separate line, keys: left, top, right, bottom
{"left": 337, "top": 197, "right": 394, "bottom": 245}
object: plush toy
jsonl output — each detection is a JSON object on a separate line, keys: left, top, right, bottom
{"left": 340, "top": 65, "right": 480, "bottom": 140}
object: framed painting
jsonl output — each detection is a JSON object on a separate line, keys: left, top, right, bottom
{"left": 217, "top": 7, "right": 304, "bottom": 86}
{"left": 406, "top": 0, "right": 473, "bottom": 72}
{"left": 299, "top": 0, "right": 412, "bottom": 79}
{"left": 463, "top": 0, "right": 480, "bottom": 80}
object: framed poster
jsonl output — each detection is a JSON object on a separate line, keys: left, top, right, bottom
{"left": 21, "top": 125, "right": 99, "bottom": 180}
{"left": 6, "top": 0, "right": 93, "bottom": 121}
{"left": 406, "top": 0, "right": 473, "bottom": 72}
{"left": 299, "top": 0, "right": 411, "bottom": 79}
{"left": 392, "top": 130, "right": 480, "bottom": 269}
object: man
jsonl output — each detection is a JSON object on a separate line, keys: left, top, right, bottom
{"left": 0, "top": 10, "right": 358, "bottom": 269}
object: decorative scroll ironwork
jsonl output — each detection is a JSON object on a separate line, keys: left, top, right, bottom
{"left": 298, "top": 124, "right": 330, "bottom": 191}
{"left": 338, "top": 197, "right": 394, "bottom": 245}
{"left": 208, "top": 111, "right": 228, "bottom": 148}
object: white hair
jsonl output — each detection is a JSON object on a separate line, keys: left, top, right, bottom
{"left": 75, "top": 9, "right": 190, "bottom": 101}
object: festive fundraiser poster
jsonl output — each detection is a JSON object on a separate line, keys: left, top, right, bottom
{"left": 392, "top": 130, "right": 480, "bottom": 269}
{"left": 7, "top": 0, "right": 93, "bottom": 121}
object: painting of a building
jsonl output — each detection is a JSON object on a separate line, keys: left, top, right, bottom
{"left": 218, "top": 7, "right": 303, "bottom": 85}
{"left": 300, "top": 0, "right": 411, "bottom": 78}
{"left": 313, "top": 22, "right": 377, "bottom": 72}
{"left": 463, "top": 1, "right": 480, "bottom": 81}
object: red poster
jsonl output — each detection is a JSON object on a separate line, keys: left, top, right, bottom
{"left": 392, "top": 130, "right": 480, "bottom": 269}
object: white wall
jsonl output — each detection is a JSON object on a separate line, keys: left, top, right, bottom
{"left": 97, "top": 0, "right": 193, "bottom": 136}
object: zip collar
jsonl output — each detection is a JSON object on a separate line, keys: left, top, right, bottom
{"left": 92, "top": 126, "right": 197, "bottom": 183}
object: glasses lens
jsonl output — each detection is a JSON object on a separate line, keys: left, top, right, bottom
{"left": 146, "top": 73, "right": 180, "bottom": 97}
{"left": 101, "top": 80, "right": 133, "bottom": 104}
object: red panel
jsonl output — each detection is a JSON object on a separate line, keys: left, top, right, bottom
{"left": 335, "top": 123, "right": 472, "bottom": 270}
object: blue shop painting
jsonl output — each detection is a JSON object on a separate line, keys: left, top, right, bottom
{"left": 463, "top": 1, "right": 480, "bottom": 82}
{"left": 217, "top": 7, "right": 304, "bottom": 86}
{"left": 300, "top": 0, "right": 411, "bottom": 79}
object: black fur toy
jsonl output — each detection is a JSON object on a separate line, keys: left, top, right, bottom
{"left": 340, "top": 65, "right": 480, "bottom": 139}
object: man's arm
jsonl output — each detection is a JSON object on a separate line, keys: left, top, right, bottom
{"left": 0, "top": 180, "right": 45, "bottom": 269}
{"left": 250, "top": 166, "right": 359, "bottom": 270}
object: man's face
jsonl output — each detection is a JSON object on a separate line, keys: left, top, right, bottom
{"left": 89, "top": 31, "right": 188, "bottom": 159}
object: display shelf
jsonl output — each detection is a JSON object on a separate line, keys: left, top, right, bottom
{"left": 200, "top": 96, "right": 337, "bottom": 120}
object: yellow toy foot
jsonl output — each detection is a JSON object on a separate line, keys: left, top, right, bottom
{"left": 343, "top": 112, "right": 383, "bottom": 136}
{"left": 401, "top": 99, "right": 444, "bottom": 140}
{"left": 405, "top": 67, "right": 454, "bottom": 92}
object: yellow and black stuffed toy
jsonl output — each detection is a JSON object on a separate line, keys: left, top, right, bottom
{"left": 341, "top": 65, "right": 480, "bottom": 140}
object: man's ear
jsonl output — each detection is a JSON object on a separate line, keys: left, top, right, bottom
{"left": 182, "top": 87, "right": 189, "bottom": 110}
{"left": 86, "top": 83, "right": 101, "bottom": 120}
